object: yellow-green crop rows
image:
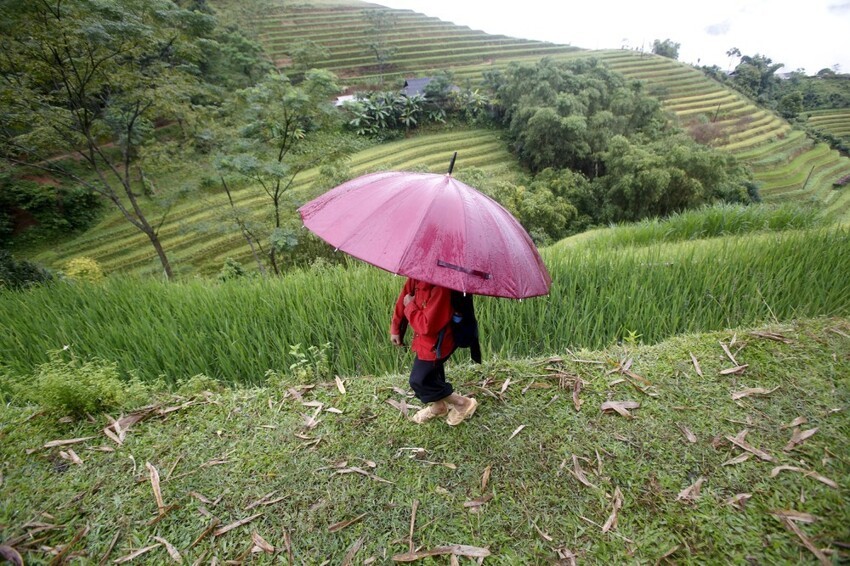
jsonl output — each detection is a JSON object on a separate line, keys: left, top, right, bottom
{"left": 36, "top": 130, "right": 517, "bottom": 275}
{"left": 806, "top": 108, "right": 850, "bottom": 142}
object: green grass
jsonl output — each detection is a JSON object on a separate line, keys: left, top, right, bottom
{"left": 1, "top": 317, "right": 848, "bottom": 564}
{"left": 3, "top": 227, "right": 849, "bottom": 385}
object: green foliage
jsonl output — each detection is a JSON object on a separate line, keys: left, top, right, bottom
{"left": 26, "top": 351, "right": 148, "bottom": 417}
{"left": 64, "top": 257, "right": 105, "bottom": 283}
{"left": 651, "top": 39, "right": 680, "bottom": 60}
{"left": 0, "top": 250, "right": 53, "bottom": 289}
{"left": 217, "top": 257, "right": 246, "bottom": 282}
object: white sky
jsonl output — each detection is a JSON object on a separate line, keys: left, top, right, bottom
{"left": 377, "top": 0, "right": 850, "bottom": 74}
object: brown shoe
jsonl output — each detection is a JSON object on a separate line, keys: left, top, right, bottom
{"left": 410, "top": 405, "right": 447, "bottom": 424}
{"left": 446, "top": 398, "right": 478, "bottom": 426}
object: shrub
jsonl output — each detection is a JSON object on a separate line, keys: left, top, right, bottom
{"left": 0, "top": 250, "right": 53, "bottom": 289}
{"left": 218, "top": 257, "right": 246, "bottom": 282}
{"left": 64, "top": 257, "right": 105, "bottom": 282}
{"left": 28, "top": 352, "right": 148, "bottom": 417}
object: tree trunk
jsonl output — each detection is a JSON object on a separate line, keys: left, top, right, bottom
{"left": 146, "top": 228, "right": 174, "bottom": 280}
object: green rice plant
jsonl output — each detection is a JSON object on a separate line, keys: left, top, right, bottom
{"left": 2, "top": 228, "right": 848, "bottom": 386}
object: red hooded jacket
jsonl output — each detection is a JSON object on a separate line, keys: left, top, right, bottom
{"left": 390, "top": 278, "right": 455, "bottom": 361}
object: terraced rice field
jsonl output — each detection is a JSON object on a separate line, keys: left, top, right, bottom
{"left": 37, "top": 130, "right": 518, "bottom": 275}
{"left": 806, "top": 108, "right": 850, "bottom": 142}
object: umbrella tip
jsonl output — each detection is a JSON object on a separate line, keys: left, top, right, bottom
{"left": 447, "top": 152, "right": 458, "bottom": 176}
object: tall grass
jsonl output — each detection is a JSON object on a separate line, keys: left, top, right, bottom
{"left": 2, "top": 229, "right": 848, "bottom": 385}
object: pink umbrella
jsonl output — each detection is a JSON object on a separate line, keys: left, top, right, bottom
{"left": 298, "top": 169, "right": 551, "bottom": 299}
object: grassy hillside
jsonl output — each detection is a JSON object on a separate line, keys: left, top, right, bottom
{"left": 806, "top": 108, "right": 850, "bottom": 143}
{"left": 1, "top": 317, "right": 848, "bottom": 563}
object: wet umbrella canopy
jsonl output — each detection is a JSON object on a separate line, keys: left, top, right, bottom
{"left": 298, "top": 170, "right": 551, "bottom": 299}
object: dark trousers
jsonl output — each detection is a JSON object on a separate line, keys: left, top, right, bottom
{"left": 409, "top": 356, "right": 453, "bottom": 403}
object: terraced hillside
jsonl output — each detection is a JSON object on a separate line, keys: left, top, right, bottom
{"left": 36, "top": 130, "right": 517, "bottom": 276}
{"left": 806, "top": 108, "right": 850, "bottom": 143}
{"left": 254, "top": 3, "right": 582, "bottom": 84}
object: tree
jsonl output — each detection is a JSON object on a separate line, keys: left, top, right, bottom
{"left": 216, "top": 69, "right": 346, "bottom": 274}
{"left": 0, "top": 0, "right": 219, "bottom": 279}
{"left": 362, "top": 9, "right": 398, "bottom": 85}
{"left": 731, "top": 54, "right": 784, "bottom": 103}
{"left": 652, "top": 39, "right": 680, "bottom": 60}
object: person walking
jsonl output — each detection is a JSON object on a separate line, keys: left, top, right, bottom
{"left": 390, "top": 277, "right": 478, "bottom": 425}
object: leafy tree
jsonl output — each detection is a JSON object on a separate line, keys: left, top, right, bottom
{"left": 0, "top": 0, "right": 221, "bottom": 279}
{"left": 652, "top": 39, "right": 680, "bottom": 60}
{"left": 288, "top": 40, "right": 331, "bottom": 84}
{"left": 731, "top": 54, "right": 784, "bottom": 103}
{"left": 362, "top": 9, "right": 398, "bottom": 85}
{"left": 216, "top": 70, "right": 346, "bottom": 274}
{"left": 777, "top": 92, "right": 804, "bottom": 119}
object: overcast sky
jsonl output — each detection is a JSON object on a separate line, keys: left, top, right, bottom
{"left": 377, "top": 0, "right": 850, "bottom": 74}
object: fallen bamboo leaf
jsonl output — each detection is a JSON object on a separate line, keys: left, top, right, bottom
{"left": 251, "top": 531, "right": 275, "bottom": 553}
{"left": 508, "top": 425, "right": 526, "bottom": 440}
{"left": 335, "top": 376, "right": 346, "bottom": 395}
{"left": 783, "top": 416, "right": 808, "bottom": 429}
{"left": 44, "top": 436, "right": 96, "bottom": 448}
{"left": 602, "top": 487, "right": 623, "bottom": 532}
{"left": 720, "top": 342, "right": 738, "bottom": 366}
{"left": 500, "top": 377, "right": 511, "bottom": 394}
{"left": 777, "top": 515, "right": 830, "bottom": 565}
{"left": 0, "top": 545, "right": 22, "bottom": 566}
{"left": 750, "top": 331, "right": 792, "bottom": 344}
{"left": 555, "top": 547, "right": 577, "bottom": 566}
{"left": 722, "top": 453, "right": 752, "bottom": 466}
{"left": 677, "top": 477, "right": 705, "bottom": 503}
{"left": 569, "top": 455, "right": 597, "bottom": 489}
{"left": 481, "top": 465, "right": 491, "bottom": 491}
{"left": 385, "top": 398, "right": 409, "bottom": 418}
{"left": 731, "top": 386, "right": 779, "bottom": 400}
{"left": 213, "top": 513, "right": 263, "bottom": 537}
{"left": 60, "top": 449, "right": 84, "bottom": 465}
{"left": 152, "top": 536, "right": 181, "bottom": 563}
{"left": 600, "top": 401, "right": 640, "bottom": 418}
{"left": 342, "top": 536, "right": 365, "bottom": 566}
{"left": 113, "top": 544, "right": 161, "bottom": 564}
{"left": 301, "top": 400, "right": 323, "bottom": 408}
{"left": 720, "top": 364, "right": 749, "bottom": 375}
{"left": 725, "top": 493, "right": 752, "bottom": 509}
{"left": 572, "top": 379, "right": 582, "bottom": 411}
{"left": 726, "top": 429, "right": 774, "bottom": 461}
{"left": 783, "top": 427, "right": 818, "bottom": 452}
{"left": 689, "top": 352, "right": 703, "bottom": 376}
{"left": 771, "top": 509, "right": 819, "bottom": 523}
{"left": 335, "top": 467, "right": 394, "bottom": 484}
{"left": 328, "top": 512, "right": 368, "bottom": 533}
{"left": 463, "top": 493, "right": 493, "bottom": 508}
{"left": 189, "top": 491, "right": 212, "bottom": 504}
{"left": 190, "top": 519, "right": 221, "bottom": 548}
{"left": 770, "top": 466, "right": 838, "bottom": 489}
{"left": 146, "top": 462, "right": 166, "bottom": 514}
{"left": 677, "top": 423, "right": 697, "bottom": 444}
{"left": 245, "top": 491, "right": 279, "bottom": 510}
{"left": 408, "top": 500, "right": 419, "bottom": 553}
{"left": 325, "top": 407, "right": 343, "bottom": 414}
{"left": 392, "top": 545, "right": 491, "bottom": 562}
{"left": 532, "top": 522, "right": 553, "bottom": 542}
{"left": 658, "top": 545, "right": 680, "bottom": 563}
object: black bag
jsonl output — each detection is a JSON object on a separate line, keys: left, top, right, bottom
{"left": 438, "top": 291, "right": 482, "bottom": 363}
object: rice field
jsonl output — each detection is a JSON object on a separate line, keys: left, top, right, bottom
{"left": 5, "top": 225, "right": 849, "bottom": 385}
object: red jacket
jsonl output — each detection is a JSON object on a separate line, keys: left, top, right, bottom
{"left": 390, "top": 278, "right": 455, "bottom": 361}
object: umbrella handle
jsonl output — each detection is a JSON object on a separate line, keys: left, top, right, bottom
{"left": 447, "top": 152, "right": 457, "bottom": 176}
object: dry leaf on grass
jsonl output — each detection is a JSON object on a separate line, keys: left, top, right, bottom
{"left": 500, "top": 378, "right": 511, "bottom": 394}
{"left": 481, "top": 465, "right": 491, "bottom": 491}
{"left": 720, "top": 364, "right": 749, "bottom": 375}
{"left": 251, "top": 532, "right": 274, "bottom": 553}
{"left": 731, "top": 386, "right": 779, "bottom": 400}
{"left": 720, "top": 342, "right": 739, "bottom": 366}
{"left": 777, "top": 515, "right": 831, "bottom": 565}
{"left": 213, "top": 513, "right": 263, "bottom": 537}
{"left": 190, "top": 519, "right": 221, "bottom": 548}
{"left": 335, "top": 376, "right": 346, "bottom": 395}
{"left": 341, "top": 536, "right": 365, "bottom": 566}
{"left": 572, "top": 379, "right": 583, "bottom": 412}
{"left": 0, "top": 545, "right": 23, "bottom": 566}
{"left": 689, "top": 352, "right": 703, "bottom": 376}
{"left": 783, "top": 427, "right": 818, "bottom": 452}
{"left": 113, "top": 544, "right": 161, "bottom": 564}
{"left": 677, "top": 477, "right": 705, "bottom": 503}
{"left": 328, "top": 512, "right": 368, "bottom": 533}
{"left": 725, "top": 429, "right": 774, "bottom": 461}
{"left": 771, "top": 509, "right": 819, "bottom": 524}
{"left": 508, "top": 425, "right": 526, "bottom": 440}
{"left": 750, "top": 331, "right": 792, "bottom": 344}
{"left": 600, "top": 401, "right": 640, "bottom": 419}
{"left": 725, "top": 493, "right": 752, "bottom": 509}
{"left": 783, "top": 416, "right": 808, "bottom": 429}
{"left": 602, "top": 487, "right": 623, "bottom": 532}
{"left": 146, "top": 462, "right": 166, "bottom": 515}
{"left": 59, "top": 449, "right": 84, "bottom": 465}
{"left": 770, "top": 466, "right": 838, "bottom": 489}
{"left": 152, "top": 536, "right": 181, "bottom": 563}
{"left": 677, "top": 423, "right": 697, "bottom": 444}
{"left": 245, "top": 491, "right": 279, "bottom": 510}
{"left": 392, "top": 545, "right": 491, "bottom": 562}
{"left": 463, "top": 493, "right": 493, "bottom": 508}
{"left": 44, "top": 436, "right": 96, "bottom": 448}
{"left": 334, "top": 467, "right": 394, "bottom": 484}
{"left": 189, "top": 491, "right": 212, "bottom": 504}
{"left": 555, "top": 547, "right": 577, "bottom": 566}
{"left": 568, "top": 455, "right": 597, "bottom": 489}
{"left": 385, "top": 399, "right": 409, "bottom": 418}
{"left": 722, "top": 453, "right": 752, "bottom": 466}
